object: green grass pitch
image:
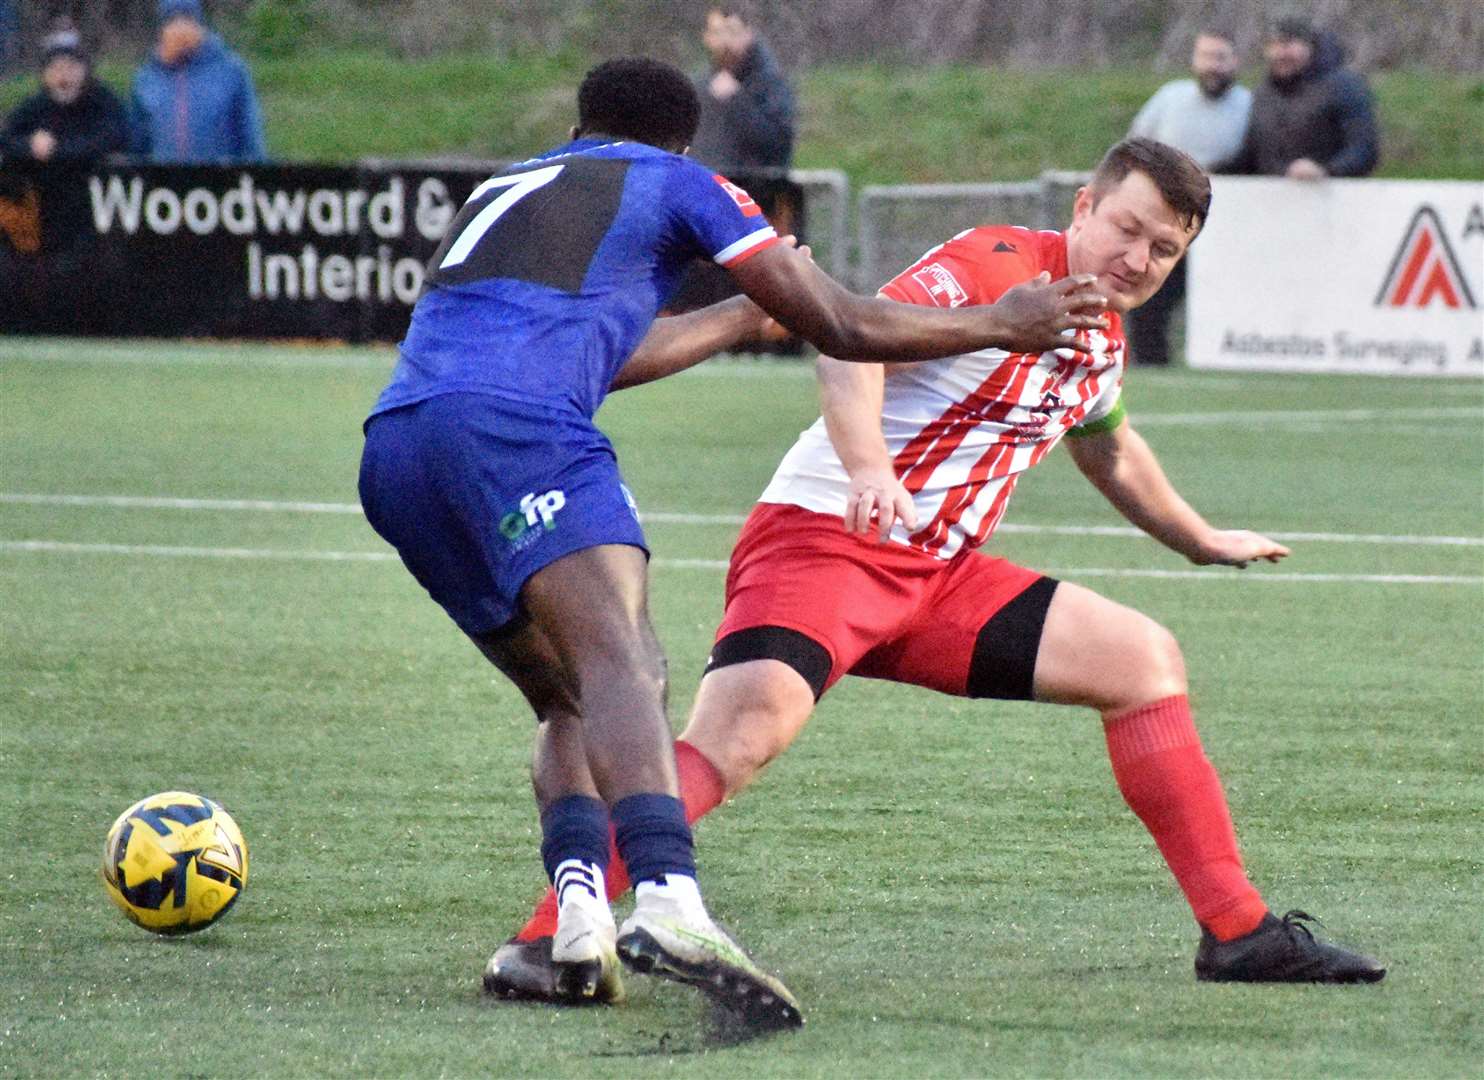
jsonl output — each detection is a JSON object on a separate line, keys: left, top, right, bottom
{"left": 2, "top": 338, "right": 1480, "bottom": 1077}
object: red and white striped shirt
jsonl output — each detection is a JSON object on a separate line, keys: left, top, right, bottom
{"left": 759, "top": 226, "right": 1124, "bottom": 559}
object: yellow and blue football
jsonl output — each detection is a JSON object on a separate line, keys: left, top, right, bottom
{"left": 101, "top": 791, "right": 248, "bottom": 936}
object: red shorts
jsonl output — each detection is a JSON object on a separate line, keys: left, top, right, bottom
{"left": 713, "top": 502, "right": 1056, "bottom": 699}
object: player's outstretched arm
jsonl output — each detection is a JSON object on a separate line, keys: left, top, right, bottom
{"left": 728, "top": 244, "right": 1108, "bottom": 363}
{"left": 612, "top": 237, "right": 812, "bottom": 391}
{"left": 1066, "top": 422, "right": 1290, "bottom": 568}
{"left": 610, "top": 294, "right": 775, "bottom": 391}
{"left": 818, "top": 356, "right": 918, "bottom": 542}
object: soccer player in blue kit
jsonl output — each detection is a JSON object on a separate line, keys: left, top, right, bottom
{"left": 359, "top": 57, "right": 1109, "bottom": 1032}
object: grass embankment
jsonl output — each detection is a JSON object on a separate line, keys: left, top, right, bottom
{"left": 3, "top": 51, "right": 1481, "bottom": 181}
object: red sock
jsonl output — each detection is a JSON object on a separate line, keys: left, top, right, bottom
{"left": 515, "top": 739, "right": 728, "bottom": 941}
{"left": 1103, "top": 694, "right": 1268, "bottom": 942}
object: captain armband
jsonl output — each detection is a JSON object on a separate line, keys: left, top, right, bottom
{"left": 1065, "top": 396, "right": 1127, "bottom": 438}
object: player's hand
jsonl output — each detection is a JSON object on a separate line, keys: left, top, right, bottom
{"left": 845, "top": 464, "right": 917, "bottom": 542}
{"left": 1285, "top": 158, "right": 1328, "bottom": 181}
{"left": 1190, "top": 529, "right": 1291, "bottom": 568}
{"left": 710, "top": 69, "right": 742, "bottom": 101}
{"left": 991, "top": 272, "right": 1109, "bottom": 356}
{"left": 29, "top": 129, "right": 57, "bottom": 162}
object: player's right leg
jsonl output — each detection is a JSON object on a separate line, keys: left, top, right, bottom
{"left": 1030, "top": 581, "right": 1383, "bottom": 983}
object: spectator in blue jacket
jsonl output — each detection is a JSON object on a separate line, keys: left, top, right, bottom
{"left": 0, "top": 1, "right": 19, "bottom": 76}
{"left": 129, "top": 0, "right": 266, "bottom": 164}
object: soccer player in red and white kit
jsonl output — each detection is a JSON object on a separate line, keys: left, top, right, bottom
{"left": 487, "top": 137, "right": 1384, "bottom": 1000}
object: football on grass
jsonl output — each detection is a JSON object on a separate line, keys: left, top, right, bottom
{"left": 101, "top": 791, "right": 249, "bottom": 935}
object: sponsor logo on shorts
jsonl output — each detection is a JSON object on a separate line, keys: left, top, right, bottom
{"left": 499, "top": 489, "right": 566, "bottom": 550}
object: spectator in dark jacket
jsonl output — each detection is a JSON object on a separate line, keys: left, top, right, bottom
{"left": 690, "top": 3, "right": 795, "bottom": 173}
{"left": 1226, "top": 14, "right": 1378, "bottom": 179}
{"left": 129, "top": 0, "right": 267, "bottom": 164}
{"left": 1, "top": 27, "right": 128, "bottom": 164}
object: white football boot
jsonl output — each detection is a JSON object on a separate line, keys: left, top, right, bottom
{"left": 484, "top": 859, "right": 624, "bottom": 1004}
{"left": 616, "top": 876, "right": 802, "bottom": 1032}
{"left": 550, "top": 894, "right": 625, "bottom": 1004}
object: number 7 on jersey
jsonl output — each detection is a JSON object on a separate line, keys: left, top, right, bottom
{"left": 439, "top": 164, "right": 565, "bottom": 270}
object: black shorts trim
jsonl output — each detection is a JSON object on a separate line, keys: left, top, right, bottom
{"left": 966, "top": 576, "right": 1059, "bottom": 701}
{"left": 705, "top": 625, "right": 832, "bottom": 701}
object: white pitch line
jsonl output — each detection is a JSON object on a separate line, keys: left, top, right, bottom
{"left": 4, "top": 492, "right": 1481, "bottom": 548}
{"left": 0, "top": 339, "right": 395, "bottom": 369}
{"left": 5, "top": 341, "right": 1479, "bottom": 408}
{"left": 1, "top": 539, "right": 1479, "bottom": 586}
{"left": 1042, "top": 567, "right": 1483, "bottom": 585}
{"left": 1133, "top": 405, "right": 1483, "bottom": 426}
{"left": 0, "top": 539, "right": 396, "bottom": 562}
{"left": 0, "top": 492, "right": 365, "bottom": 514}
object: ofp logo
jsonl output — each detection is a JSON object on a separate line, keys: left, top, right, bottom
{"left": 1374, "top": 205, "right": 1479, "bottom": 311}
{"left": 499, "top": 489, "right": 566, "bottom": 548}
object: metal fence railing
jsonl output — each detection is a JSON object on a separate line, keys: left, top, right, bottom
{"left": 854, "top": 172, "right": 1091, "bottom": 290}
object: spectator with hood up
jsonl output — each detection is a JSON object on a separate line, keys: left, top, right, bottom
{"left": 1226, "top": 13, "right": 1378, "bottom": 179}
{"left": 129, "top": 0, "right": 267, "bottom": 164}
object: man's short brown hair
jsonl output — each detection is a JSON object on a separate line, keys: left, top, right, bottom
{"left": 1090, "top": 137, "right": 1212, "bottom": 236}
{"left": 1195, "top": 26, "right": 1237, "bottom": 46}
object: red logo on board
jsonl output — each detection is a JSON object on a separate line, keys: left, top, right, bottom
{"left": 1375, "top": 206, "right": 1478, "bottom": 310}
{"left": 713, "top": 175, "right": 763, "bottom": 217}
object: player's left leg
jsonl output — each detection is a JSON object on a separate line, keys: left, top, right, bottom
{"left": 870, "top": 549, "right": 1382, "bottom": 984}
{"left": 1029, "top": 580, "right": 1384, "bottom": 983}
{"left": 470, "top": 617, "right": 625, "bottom": 1004}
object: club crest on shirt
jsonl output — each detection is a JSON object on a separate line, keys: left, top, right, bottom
{"left": 713, "top": 175, "right": 764, "bottom": 217}
{"left": 910, "top": 262, "right": 969, "bottom": 308}
{"left": 1013, "top": 369, "right": 1070, "bottom": 439}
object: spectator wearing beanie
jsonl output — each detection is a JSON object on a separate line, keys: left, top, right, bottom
{"left": 1, "top": 26, "right": 128, "bottom": 164}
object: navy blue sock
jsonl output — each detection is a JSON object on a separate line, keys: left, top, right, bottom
{"left": 539, "top": 794, "right": 610, "bottom": 884}
{"left": 611, "top": 793, "right": 697, "bottom": 886}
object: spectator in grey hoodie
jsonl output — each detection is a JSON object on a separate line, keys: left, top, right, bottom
{"left": 1125, "top": 27, "right": 1252, "bottom": 365}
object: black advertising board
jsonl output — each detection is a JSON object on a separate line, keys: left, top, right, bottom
{"left": 0, "top": 160, "right": 490, "bottom": 341}
{"left": 0, "top": 160, "right": 805, "bottom": 346}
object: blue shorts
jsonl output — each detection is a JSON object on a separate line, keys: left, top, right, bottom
{"left": 359, "top": 392, "right": 648, "bottom": 635}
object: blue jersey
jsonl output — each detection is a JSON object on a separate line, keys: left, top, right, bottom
{"left": 369, "top": 138, "right": 778, "bottom": 421}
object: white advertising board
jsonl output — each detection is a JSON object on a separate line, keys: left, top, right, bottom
{"left": 1187, "top": 178, "right": 1483, "bottom": 376}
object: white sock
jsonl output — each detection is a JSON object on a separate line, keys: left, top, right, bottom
{"left": 553, "top": 859, "right": 611, "bottom": 923}
{"left": 634, "top": 873, "right": 707, "bottom": 920}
